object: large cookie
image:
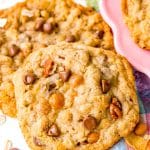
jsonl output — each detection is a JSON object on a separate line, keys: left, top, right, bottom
{"left": 122, "top": 0, "right": 150, "bottom": 50}
{"left": 0, "top": 0, "right": 114, "bottom": 117}
{"left": 13, "top": 43, "right": 139, "bottom": 150}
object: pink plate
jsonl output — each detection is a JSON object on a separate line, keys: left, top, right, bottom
{"left": 99, "top": 0, "right": 150, "bottom": 78}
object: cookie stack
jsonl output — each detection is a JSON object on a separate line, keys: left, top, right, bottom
{"left": 0, "top": 0, "right": 139, "bottom": 149}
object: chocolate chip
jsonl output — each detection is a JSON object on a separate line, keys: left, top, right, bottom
{"left": 49, "top": 83, "right": 56, "bottom": 91}
{"left": 95, "top": 30, "right": 104, "bottom": 39}
{"left": 35, "top": 18, "right": 45, "bottom": 31}
{"left": 33, "top": 137, "right": 44, "bottom": 147}
{"left": 23, "top": 73, "right": 36, "bottom": 85}
{"left": 9, "top": 44, "right": 20, "bottom": 57}
{"left": 76, "top": 142, "right": 81, "bottom": 146}
{"left": 48, "top": 124, "right": 60, "bottom": 137}
{"left": 101, "top": 79, "right": 110, "bottom": 94}
{"left": 66, "top": 35, "right": 76, "bottom": 42}
{"left": 59, "top": 69, "right": 71, "bottom": 82}
{"left": 43, "top": 22, "right": 53, "bottom": 34}
{"left": 82, "top": 140, "right": 88, "bottom": 145}
{"left": 83, "top": 116, "right": 97, "bottom": 130}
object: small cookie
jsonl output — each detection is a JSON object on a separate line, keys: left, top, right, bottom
{"left": 13, "top": 43, "right": 139, "bottom": 150}
{"left": 122, "top": 0, "right": 150, "bottom": 50}
{"left": 0, "top": 0, "right": 114, "bottom": 117}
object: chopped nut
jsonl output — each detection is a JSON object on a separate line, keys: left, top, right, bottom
{"left": 101, "top": 79, "right": 110, "bottom": 93}
{"left": 43, "top": 22, "right": 53, "bottom": 34}
{"left": 48, "top": 124, "right": 60, "bottom": 137}
{"left": 49, "top": 92, "right": 64, "bottom": 110}
{"left": 70, "top": 75, "right": 83, "bottom": 87}
{"left": 95, "top": 30, "right": 104, "bottom": 39}
{"left": 9, "top": 44, "right": 20, "bottom": 57}
{"left": 134, "top": 123, "right": 147, "bottom": 136}
{"left": 33, "top": 137, "right": 44, "bottom": 147}
{"left": 87, "top": 132, "right": 99, "bottom": 143}
{"left": 23, "top": 73, "right": 36, "bottom": 85}
{"left": 66, "top": 35, "right": 76, "bottom": 42}
{"left": 83, "top": 116, "right": 97, "bottom": 130}
{"left": 112, "top": 97, "right": 122, "bottom": 109}
{"left": 110, "top": 103, "right": 122, "bottom": 119}
{"left": 35, "top": 18, "right": 45, "bottom": 31}
{"left": 59, "top": 69, "right": 71, "bottom": 82}
{"left": 43, "top": 59, "right": 54, "bottom": 77}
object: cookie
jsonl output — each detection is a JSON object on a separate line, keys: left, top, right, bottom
{"left": 122, "top": 0, "right": 150, "bottom": 50}
{"left": 0, "top": 0, "right": 114, "bottom": 117}
{"left": 13, "top": 43, "right": 139, "bottom": 150}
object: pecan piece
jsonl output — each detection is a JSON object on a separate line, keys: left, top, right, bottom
{"left": 110, "top": 103, "right": 122, "bottom": 119}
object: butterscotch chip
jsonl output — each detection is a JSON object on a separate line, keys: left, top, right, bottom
{"left": 12, "top": 43, "right": 139, "bottom": 149}
{"left": 147, "top": 140, "right": 150, "bottom": 150}
{"left": 134, "top": 123, "right": 147, "bottom": 136}
{"left": 87, "top": 132, "right": 99, "bottom": 143}
{"left": 0, "top": 0, "right": 114, "bottom": 118}
{"left": 69, "top": 74, "right": 84, "bottom": 87}
{"left": 49, "top": 93, "right": 64, "bottom": 110}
